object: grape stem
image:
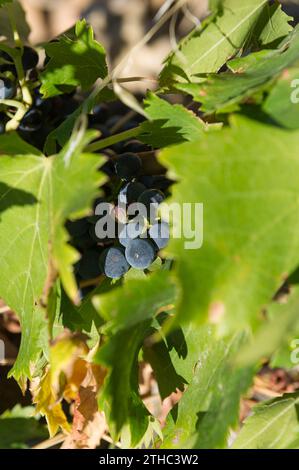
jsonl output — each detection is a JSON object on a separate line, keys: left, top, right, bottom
{"left": 6, "top": 3, "right": 32, "bottom": 110}
{"left": 0, "top": 99, "right": 27, "bottom": 131}
{"left": 86, "top": 126, "right": 142, "bottom": 153}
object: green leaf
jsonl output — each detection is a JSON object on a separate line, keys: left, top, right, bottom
{"left": 0, "top": 405, "right": 47, "bottom": 449}
{"left": 159, "top": 115, "right": 299, "bottom": 333}
{"left": 0, "top": 1, "right": 12, "bottom": 6}
{"left": 263, "top": 67, "right": 299, "bottom": 129}
{"left": 193, "top": 27, "right": 299, "bottom": 114}
{"left": 93, "top": 271, "right": 177, "bottom": 334}
{"left": 93, "top": 272, "right": 177, "bottom": 443}
{"left": 160, "top": 0, "right": 291, "bottom": 87}
{"left": 0, "top": 132, "right": 42, "bottom": 156}
{"left": 161, "top": 331, "right": 253, "bottom": 449}
{"left": 139, "top": 93, "right": 206, "bottom": 148}
{"left": 0, "top": 126, "right": 105, "bottom": 385}
{"left": 95, "top": 321, "right": 151, "bottom": 445}
{"left": 40, "top": 19, "right": 108, "bottom": 98}
{"left": 236, "top": 287, "right": 299, "bottom": 368}
{"left": 233, "top": 392, "right": 299, "bottom": 449}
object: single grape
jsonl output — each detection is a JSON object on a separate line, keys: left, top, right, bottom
{"left": 66, "top": 218, "right": 89, "bottom": 237}
{"left": 34, "top": 89, "right": 52, "bottom": 114}
{"left": 88, "top": 104, "right": 109, "bottom": 125}
{"left": 149, "top": 221, "right": 170, "bottom": 249}
{"left": 0, "top": 77, "right": 16, "bottom": 100}
{"left": 21, "top": 46, "right": 39, "bottom": 71}
{"left": 119, "top": 221, "right": 145, "bottom": 247}
{"left": 118, "top": 182, "right": 146, "bottom": 206}
{"left": 78, "top": 249, "right": 101, "bottom": 280}
{"left": 99, "top": 246, "right": 130, "bottom": 279}
{"left": 137, "top": 189, "right": 165, "bottom": 219}
{"left": 125, "top": 238, "right": 156, "bottom": 269}
{"left": 19, "top": 108, "right": 43, "bottom": 132}
{"left": 115, "top": 153, "right": 142, "bottom": 180}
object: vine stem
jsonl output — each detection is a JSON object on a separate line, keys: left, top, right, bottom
{"left": 85, "top": 126, "right": 142, "bottom": 153}
{"left": 0, "top": 99, "right": 27, "bottom": 131}
{"left": 6, "top": 2, "right": 32, "bottom": 130}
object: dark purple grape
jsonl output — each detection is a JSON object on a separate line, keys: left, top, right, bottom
{"left": 137, "top": 189, "right": 165, "bottom": 219}
{"left": 115, "top": 153, "right": 142, "bottom": 180}
{"left": 78, "top": 249, "right": 101, "bottom": 280}
{"left": 139, "top": 175, "right": 172, "bottom": 191}
{"left": 149, "top": 221, "right": 170, "bottom": 249}
{"left": 125, "top": 238, "right": 156, "bottom": 269}
{"left": 19, "top": 108, "right": 43, "bottom": 132}
{"left": 118, "top": 182, "right": 146, "bottom": 206}
{"left": 21, "top": 46, "right": 39, "bottom": 70}
{"left": 119, "top": 221, "right": 145, "bottom": 247}
{"left": 99, "top": 246, "right": 130, "bottom": 279}
{"left": 88, "top": 103, "right": 109, "bottom": 125}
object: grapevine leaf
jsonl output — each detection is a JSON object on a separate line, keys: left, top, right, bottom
{"left": 93, "top": 271, "right": 177, "bottom": 334}
{"left": 263, "top": 67, "right": 299, "bottom": 129}
{"left": 159, "top": 115, "right": 299, "bottom": 333}
{"left": 40, "top": 19, "right": 108, "bottom": 98}
{"left": 94, "top": 321, "right": 151, "bottom": 445}
{"left": 139, "top": 93, "right": 206, "bottom": 148}
{"left": 160, "top": 0, "right": 291, "bottom": 87}
{"left": 233, "top": 392, "right": 299, "bottom": 449}
{"left": 161, "top": 331, "right": 253, "bottom": 449}
{"left": 93, "top": 272, "right": 177, "bottom": 444}
{"left": 32, "top": 370, "right": 71, "bottom": 437}
{"left": 192, "top": 27, "right": 299, "bottom": 114}
{"left": 0, "top": 127, "right": 105, "bottom": 385}
{"left": 236, "top": 287, "right": 299, "bottom": 368}
{"left": 0, "top": 132, "right": 42, "bottom": 156}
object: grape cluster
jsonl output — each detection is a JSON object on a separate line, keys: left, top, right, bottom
{"left": 69, "top": 143, "right": 171, "bottom": 282}
{"left": 0, "top": 46, "right": 80, "bottom": 147}
{"left": 0, "top": 44, "right": 172, "bottom": 284}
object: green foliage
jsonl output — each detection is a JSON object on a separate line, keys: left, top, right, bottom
{"left": 186, "top": 27, "right": 299, "bottom": 114}
{"left": 140, "top": 92, "right": 206, "bottom": 148}
{"left": 0, "top": 406, "right": 47, "bottom": 449}
{"left": 160, "top": 0, "right": 291, "bottom": 88}
{"left": 40, "top": 19, "right": 108, "bottom": 98}
{"left": 233, "top": 393, "right": 299, "bottom": 449}
{"left": 161, "top": 330, "right": 253, "bottom": 449}
{"left": 0, "top": 126, "right": 105, "bottom": 385}
{"left": 159, "top": 116, "right": 299, "bottom": 333}
{"left": 1, "top": 0, "right": 299, "bottom": 451}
